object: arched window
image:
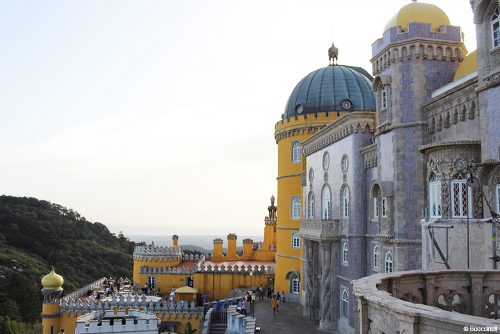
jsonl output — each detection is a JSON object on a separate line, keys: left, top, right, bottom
{"left": 290, "top": 273, "right": 300, "bottom": 294}
{"left": 341, "top": 289, "right": 349, "bottom": 318}
{"left": 492, "top": 7, "right": 499, "bottom": 49}
{"left": 342, "top": 187, "right": 350, "bottom": 218}
{"left": 292, "top": 141, "right": 302, "bottom": 163}
{"left": 429, "top": 174, "right": 442, "bottom": 218}
{"left": 307, "top": 191, "right": 315, "bottom": 219}
{"left": 451, "top": 173, "right": 471, "bottom": 218}
{"left": 292, "top": 233, "right": 300, "bottom": 248}
{"left": 373, "top": 245, "right": 379, "bottom": 269}
{"left": 321, "top": 186, "right": 331, "bottom": 220}
{"left": 342, "top": 241, "right": 349, "bottom": 264}
{"left": 291, "top": 197, "right": 301, "bottom": 220}
{"left": 372, "top": 184, "right": 380, "bottom": 221}
{"left": 385, "top": 252, "right": 393, "bottom": 273}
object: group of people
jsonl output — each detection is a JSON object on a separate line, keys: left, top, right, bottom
{"left": 238, "top": 292, "right": 253, "bottom": 316}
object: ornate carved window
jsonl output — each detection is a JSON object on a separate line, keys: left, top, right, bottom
{"left": 373, "top": 245, "right": 379, "bottom": 269}
{"left": 342, "top": 241, "right": 349, "bottom": 265}
{"left": 321, "top": 185, "right": 331, "bottom": 220}
{"left": 292, "top": 233, "right": 300, "bottom": 248}
{"left": 492, "top": 7, "right": 500, "bottom": 49}
{"left": 385, "top": 252, "right": 393, "bottom": 273}
{"left": 381, "top": 197, "right": 388, "bottom": 218}
{"left": 342, "top": 187, "right": 350, "bottom": 218}
{"left": 341, "top": 288, "right": 349, "bottom": 318}
{"left": 291, "top": 141, "right": 302, "bottom": 163}
{"left": 291, "top": 197, "right": 301, "bottom": 220}
{"left": 307, "top": 191, "right": 315, "bottom": 219}
{"left": 429, "top": 174, "right": 442, "bottom": 218}
{"left": 451, "top": 174, "right": 471, "bottom": 218}
{"left": 291, "top": 273, "right": 300, "bottom": 294}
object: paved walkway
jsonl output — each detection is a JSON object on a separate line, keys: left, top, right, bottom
{"left": 251, "top": 299, "right": 338, "bottom": 334}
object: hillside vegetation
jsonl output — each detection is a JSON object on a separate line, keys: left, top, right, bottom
{"left": 0, "top": 196, "right": 135, "bottom": 332}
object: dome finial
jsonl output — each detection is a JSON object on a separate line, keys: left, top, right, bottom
{"left": 328, "top": 42, "right": 338, "bottom": 66}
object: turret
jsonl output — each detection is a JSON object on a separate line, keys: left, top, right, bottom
{"left": 241, "top": 238, "right": 254, "bottom": 260}
{"left": 211, "top": 238, "right": 224, "bottom": 262}
{"left": 262, "top": 195, "right": 277, "bottom": 251}
{"left": 41, "top": 268, "right": 64, "bottom": 334}
{"left": 226, "top": 233, "right": 239, "bottom": 261}
{"left": 172, "top": 234, "right": 179, "bottom": 249}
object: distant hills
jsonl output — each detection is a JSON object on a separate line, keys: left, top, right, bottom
{"left": 0, "top": 196, "right": 135, "bottom": 332}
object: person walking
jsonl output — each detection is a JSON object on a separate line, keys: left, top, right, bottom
{"left": 240, "top": 299, "right": 247, "bottom": 316}
{"left": 271, "top": 295, "right": 278, "bottom": 315}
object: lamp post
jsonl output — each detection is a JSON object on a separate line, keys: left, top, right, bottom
{"left": 251, "top": 292, "right": 256, "bottom": 318}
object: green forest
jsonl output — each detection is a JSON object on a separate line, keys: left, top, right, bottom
{"left": 0, "top": 196, "right": 135, "bottom": 333}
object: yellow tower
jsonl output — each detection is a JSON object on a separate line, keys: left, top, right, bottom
{"left": 226, "top": 233, "right": 239, "bottom": 261}
{"left": 40, "top": 268, "right": 64, "bottom": 334}
{"left": 274, "top": 53, "right": 375, "bottom": 300}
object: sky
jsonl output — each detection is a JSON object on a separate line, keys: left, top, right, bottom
{"left": 0, "top": 0, "right": 477, "bottom": 236}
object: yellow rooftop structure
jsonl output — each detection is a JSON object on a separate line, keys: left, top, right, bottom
{"left": 41, "top": 268, "right": 64, "bottom": 291}
{"left": 384, "top": 1, "right": 450, "bottom": 32}
{"left": 174, "top": 286, "right": 198, "bottom": 294}
{"left": 454, "top": 50, "right": 478, "bottom": 81}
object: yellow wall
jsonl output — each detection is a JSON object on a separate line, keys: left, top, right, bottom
{"left": 274, "top": 112, "right": 340, "bottom": 296}
{"left": 133, "top": 256, "right": 181, "bottom": 288}
{"left": 41, "top": 303, "right": 60, "bottom": 334}
{"left": 135, "top": 273, "right": 192, "bottom": 295}
{"left": 193, "top": 272, "right": 272, "bottom": 300}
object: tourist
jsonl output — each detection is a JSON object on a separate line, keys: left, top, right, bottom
{"left": 58, "top": 329, "right": 64, "bottom": 334}
{"left": 276, "top": 292, "right": 281, "bottom": 305}
{"left": 240, "top": 299, "right": 247, "bottom": 315}
{"left": 215, "top": 299, "right": 222, "bottom": 311}
{"left": 271, "top": 295, "right": 278, "bottom": 315}
{"left": 245, "top": 292, "right": 251, "bottom": 315}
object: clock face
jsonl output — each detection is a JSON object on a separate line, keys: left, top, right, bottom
{"left": 309, "top": 168, "right": 314, "bottom": 183}
{"left": 341, "top": 155, "right": 349, "bottom": 173}
{"left": 296, "top": 104, "right": 304, "bottom": 114}
{"left": 342, "top": 99, "right": 352, "bottom": 110}
{"left": 323, "top": 152, "right": 330, "bottom": 171}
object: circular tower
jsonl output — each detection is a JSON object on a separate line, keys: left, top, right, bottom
{"left": 274, "top": 58, "right": 375, "bottom": 300}
{"left": 40, "top": 268, "right": 64, "bottom": 334}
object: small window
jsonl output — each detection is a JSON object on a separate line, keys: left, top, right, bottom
{"left": 385, "top": 252, "right": 393, "bottom": 273}
{"left": 291, "top": 197, "right": 301, "bottom": 220}
{"left": 373, "top": 197, "right": 378, "bottom": 220}
{"left": 373, "top": 245, "right": 379, "bottom": 269}
{"left": 492, "top": 7, "right": 500, "bottom": 49}
{"left": 292, "top": 233, "right": 300, "bottom": 248}
{"left": 496, "top": 184, "right": 500, "bottom": 214}
{"left": 429, "top": 175, "right": 442, "bottom": 218}
{"left": 308, "top": 191, "right": 315, "bottom": 219}
{"left": 451, "top": 175, "right": 471, "bottom": 218}
{"left": 148, "top": 276, "right": 156, "bottom": 289}
{"left": 381, "top": 85, "right": 388, "bottom": 110}
{"left": 341, "top": 289, "right": 349, "bottom": 318}
{"left": 342, "top": 241, "right": 349, "bottom": 264}
{"left": 322, "top": 186, "right": 331, "bottom": 220}
{"left": 291, "top": 273, "right": 300, "bottom": 294}
{"left": 381, "top": 197, "right": 388, "bottom": 217}
{"left": 292, "top": 141, "right": 302, "bottom": 163}
{"left": 342, "top": 188, "right": 350, "bottom": 218}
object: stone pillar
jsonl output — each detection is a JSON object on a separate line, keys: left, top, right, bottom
{"left": 319, "top": 241, "right": 334, "bottom": 329}
{"left": 302, "top": 239, "right": 314, "bottom": 318}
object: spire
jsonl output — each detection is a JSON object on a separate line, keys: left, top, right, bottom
{"left": 328, "top": 42, "right": 338, "bottom": 65}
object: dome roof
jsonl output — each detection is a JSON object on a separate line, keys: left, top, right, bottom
{"left": 41, "top": 268, "right": 64, "bottom": 290}
{"left": 284, "top": 65, "right": 375, "bottom": 118}
{"left": 384, "top": 1, "right": 450, "bottom": 33}
{"left": 453, "top": 50, "right": 477, "bottom": 81}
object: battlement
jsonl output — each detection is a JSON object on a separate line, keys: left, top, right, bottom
{"left": 75, "top": 309, "right": 160, "bottom": 333}
{"left": 274, "top": 112, "right": 343, "bottom": 141}
{"left": 198, "top": 263, "right": 275, "bottom": 274}
{"left": 133, "top": 244, "right": 182, "bottom": 257}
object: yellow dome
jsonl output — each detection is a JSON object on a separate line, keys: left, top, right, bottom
{"left": 453, "top": 50, "right": 477, "bottom": 81}
{"left": 384, "top": 1, "right": 450, "bottom": 33}
{"left": 41, "top": 268, "right": 64, "bottom": 290}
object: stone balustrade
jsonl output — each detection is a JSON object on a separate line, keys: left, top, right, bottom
{"left": 299, "top": 219, "right": 340, "bottom": 240}
{"left": 353, "top": 270, "right": 500, "bottom": 333}
{"left": 226, "top": 305, "right": 256, "bottom": 334}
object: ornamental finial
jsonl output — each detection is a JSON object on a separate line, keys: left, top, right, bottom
{"left": 328, "top": 42, "right": 338, "bottom": 65}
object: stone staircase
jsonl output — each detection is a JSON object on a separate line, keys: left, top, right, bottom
{"left": 208, "top": 323, "right": 227, "bottom": 334}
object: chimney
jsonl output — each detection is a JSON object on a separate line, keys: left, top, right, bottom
{"left": 226, "top": 233, "right": 239, "bottom": 261}
{"left": 172, "top": 235, "right": 179, "bottom": 249}
{"left": 241, "top": 239, "right": 254, "bottom": 260}
{"left": 211, "top": 238, "right": 225, "bottom": 262}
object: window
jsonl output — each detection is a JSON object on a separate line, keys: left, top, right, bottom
{"left": 290, "top": 273, "right": 300, "bottom": 294}
{"left": 385, "top": 252, "right": 393, "bottom": 273}
{"left": 321, "top": 186, "right": 331, "bottom": 220}
{"left": 292, "top": 141, "right": 302, "bottom": 163}
{"left": 381, "top": 85, "right": 388, "bottom": 110}
{"left": 292, "top": 233, "right": 300, "bottom": 248}
{"left": 493, "top": 7, "right": 500, "bottom": 48}
{"left": 429, "top": 175, "right": 442, "bottom": 218}
{"left": 373, "top": 245, "right": 379, "bottom": 269}
{"left": 148, "top": 276, "right": 156, "bottom": 289}
{"left": 496, "top": 184, "right": 500, "bottom": 214}
{"left": 373, "top": 197, "right": 378, "bottom": 220}
{"left": 451, "top": 174, "right": 471, "bottom": 218}
{"left": 381, "top": 197, "right": 388, "bottom": 217}
{"left": 341, "top": 289, "right": 349, "bottom": 318}
{"left": 342, "top": 187, "right": 349, "bottom": 218}
{"left": 307, "top": 191, "right": 315, "bottom": 219}
{"left": 291, "top": 197, "right": 301, "bottom": 219}
{"left": 342, "top": 241, "right": 349, "bottom": 264}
